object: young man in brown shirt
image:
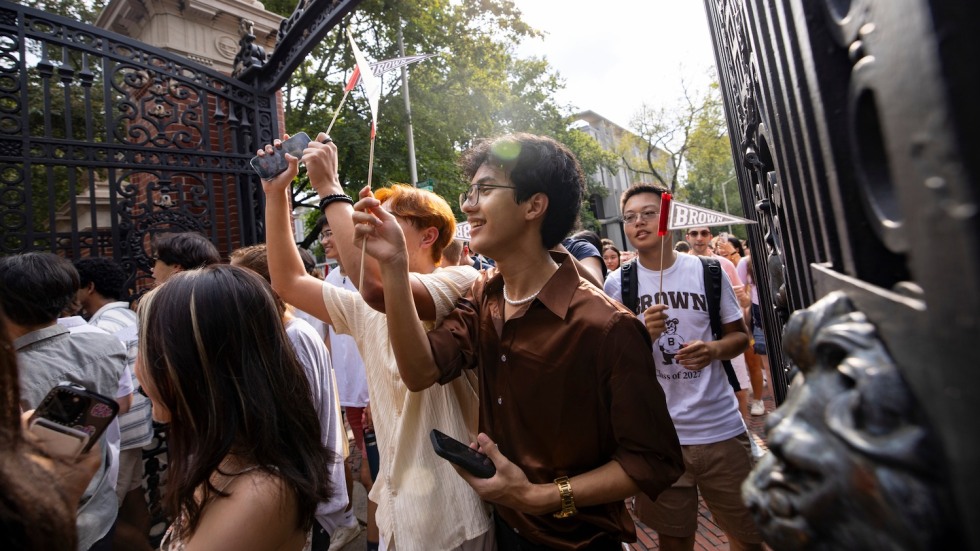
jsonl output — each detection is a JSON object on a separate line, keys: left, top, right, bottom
{"left": 354, "top": 133, "right": 683, "bottom": 549}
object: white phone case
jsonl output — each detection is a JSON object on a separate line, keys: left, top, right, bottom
{"left": 28, "top": 417, "right": 90, "bottom": 457}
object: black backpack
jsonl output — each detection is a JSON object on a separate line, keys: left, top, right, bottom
{"left": 620, "top": 256, "right": 741, "bottom": 391}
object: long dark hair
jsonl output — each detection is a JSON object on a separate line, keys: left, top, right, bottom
{"left": 138, "top": 265, "right": 331, "bottom": 538}
{"left": 0, "top": 307, "right": 77, "bottom": 549}
{"left": 726, "top": 236, "right": 746, "bottom": 258}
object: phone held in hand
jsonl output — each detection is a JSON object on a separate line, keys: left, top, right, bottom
{"left": 28, "top": 382, "right": 120, "bottom": 458}
{"left": 249, "top": 132, "right": 313, "bottom": 180}
{"left": 430, "top": 429, "right": 496, "bottom": 479}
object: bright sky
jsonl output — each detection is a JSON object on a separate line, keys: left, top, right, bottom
{"left": 512, "top": 0, "right": 718, "bottom": 130}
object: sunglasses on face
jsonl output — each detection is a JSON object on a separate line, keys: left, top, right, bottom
{"left": 687, "top": 230, "right": 712, "bottom": 237}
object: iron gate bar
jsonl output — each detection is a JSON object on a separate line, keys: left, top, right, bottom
{"left": 240, "top": 0, "right": 365, "bottom": 94}
{"left": 704, "top": 0, "right": 980, "bottom": 546}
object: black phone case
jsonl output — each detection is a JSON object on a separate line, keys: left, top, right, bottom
{"left": 430, "top": 429, "right": 496, "bottom": 478}
{"left": 249, "top": 132, "right": 313, "bottom": 180}
{"left": 31, "top": 383, "right": 120, "bottom": 453}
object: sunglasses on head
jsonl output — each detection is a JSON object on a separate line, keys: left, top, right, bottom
{"left": 687, "top": 229, "right": 712, "bottom": 237}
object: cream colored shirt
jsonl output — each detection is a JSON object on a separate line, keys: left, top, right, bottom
{"left": 321, "top": 265, "right": 490, "bottom": 551}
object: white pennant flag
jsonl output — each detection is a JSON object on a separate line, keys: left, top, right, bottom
{"left": 454, "top": 221, "right": 471, "bottom": 241}
{"left": 668, "top": 200, "right": 756, "bottom": 230}
{"left": 346, "top": 29, "right": 381, "bottom": 137}
{"left": 371, "top": 54, "right": 438, "bottom": 77}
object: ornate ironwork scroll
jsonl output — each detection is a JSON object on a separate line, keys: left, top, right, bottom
{"left": 0, "top": 0, "right": 277, "bottom": 290}
{"left": 237, "top": 0, "right": 363, "bottom": 93}
{"left": 704, "top": 0, "right": 980, "bottom": 546}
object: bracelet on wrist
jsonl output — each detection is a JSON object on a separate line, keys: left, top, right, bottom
{"left": 318, "top": 193, "right": 354, "bottom": 212}
{"left": 552, "top": 476, "right": 577, "bottom": 519}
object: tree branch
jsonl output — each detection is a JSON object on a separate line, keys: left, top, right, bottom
{"left": 623, "top": 154, "right": 667, "bottom": 187}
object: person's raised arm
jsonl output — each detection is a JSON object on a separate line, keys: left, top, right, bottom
{"left": 258, "top": 136, "right": 333, "bottom": 325}
{"left": 351, "top": 198, "right": 440, "bottom": 391}
{"left": 303, "top": 134, "right": 442, "bottom": 320}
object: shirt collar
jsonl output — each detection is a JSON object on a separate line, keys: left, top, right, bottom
{"left": 13, "top": 323, "right": 69, "bottom": 350}
{"left": 91, "top": 301, "right": 130, "bottom": 318}
{"left": 483, "top": 250, "right": 579, "bottom": 321}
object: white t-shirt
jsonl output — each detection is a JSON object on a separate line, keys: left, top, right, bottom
{"left": 320, "top": 265, "right": 491, "bottom": 551}
{"left": 294, "top": 307, "right": 328, "bottom": 341}
{"left": 604, "top": 253, "right": 746, "bottom": 445}
{"left": 283, "top": 317, "right": 348, "bottom": 533}
{"left": 323, "top": 268, "right": 369, "bottom": 408}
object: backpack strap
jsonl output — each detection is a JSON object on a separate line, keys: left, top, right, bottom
{"left": 620, "top": 259, "right": 640, "bottom": 314}
{"left": 700, "top": 256, "right": 741, "bottom": 391}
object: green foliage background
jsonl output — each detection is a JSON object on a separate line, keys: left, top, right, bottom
{"left": 262, "top": 0, "right": 616, "bottom": 229}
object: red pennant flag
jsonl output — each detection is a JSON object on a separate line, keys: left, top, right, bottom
{"left": 370, "top": 121, "right": 376, "bottom": 140}
{"left": 658, "top": 193, "right": 672, "bottom": 236}
{"left": 344, "top": 66, "right": 361, "bottom": 92}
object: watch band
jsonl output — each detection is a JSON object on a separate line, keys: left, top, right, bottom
{"left": 553, "top": 476, "right": 577, "bottom": 518}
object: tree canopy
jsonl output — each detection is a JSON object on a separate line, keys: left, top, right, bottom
{"left": 625, "top": 77, "right": 743, "bottom": 238}
{"left": 263, "top": 0, "right": 615, "bottom": 225}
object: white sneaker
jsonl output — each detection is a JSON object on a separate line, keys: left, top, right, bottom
{"left": 750, "top": 399, "right": 766, "bottom": 416}
{"left": 327, "top": 523, "right": 362, "bottom": 551}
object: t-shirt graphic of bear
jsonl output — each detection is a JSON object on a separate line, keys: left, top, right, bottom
{"left": 657, "top": 317, "right": 685, "bottom": 365}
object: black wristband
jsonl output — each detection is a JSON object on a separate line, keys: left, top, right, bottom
{"left": 318, "top": 193, "right": 354, "bottom": 211}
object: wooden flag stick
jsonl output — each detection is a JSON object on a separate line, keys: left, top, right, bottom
{"left": 324, "top": 89, "right": 351, "bottom": 137}
{"left": 659, "top": 236, "right": 666, "bottom": 298}
{"left": 358, "top": 129, "right": 376, "bottom": 291}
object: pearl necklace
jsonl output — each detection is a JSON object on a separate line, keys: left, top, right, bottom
{"left": 502, "top": 284, "right": 541, "bottom": 306}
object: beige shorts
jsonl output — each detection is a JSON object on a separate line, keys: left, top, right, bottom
{"left": 115, "top": 447, "right": 145, "bottom": 501}
{"left": 635, "top": 432, "right": 762, "bottom": 543}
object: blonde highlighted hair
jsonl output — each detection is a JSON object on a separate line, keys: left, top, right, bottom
{"left": 374, "top": 184, "right": 456, "bottom": 264}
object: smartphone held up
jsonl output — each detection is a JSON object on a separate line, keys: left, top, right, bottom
{"left": 249, "top": 132, "right": 314, "bottom": 180}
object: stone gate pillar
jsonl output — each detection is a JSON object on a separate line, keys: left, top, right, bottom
{"left": 96, "top": 0, "right": 281, "bottom": 76}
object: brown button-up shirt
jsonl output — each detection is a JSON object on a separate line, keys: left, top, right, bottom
{"left": 428, "top": 252, "right": 683, "bottom": 549}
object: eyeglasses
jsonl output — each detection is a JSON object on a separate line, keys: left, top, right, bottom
{"left": 687, "top": 229, "right": 712, "bottom": 237}
{"left": 458, "top": 183, "right": 515, "bottom": 209}
{"left": 623, "top": 209, "right": 660, "bottom": 225}
{"left": 319, "top": 229, "right": 333, "bottom": 239}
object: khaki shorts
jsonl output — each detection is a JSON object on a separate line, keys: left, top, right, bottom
{"left": 115, "top": 447, "right": 145, "bottom": 501}
{"left": 635, "top": 432, "right": 762, "bottom": 543}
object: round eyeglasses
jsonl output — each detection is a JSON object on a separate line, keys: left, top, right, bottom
{"left": 458, "top": 183, "right": 516, "bottom": 209}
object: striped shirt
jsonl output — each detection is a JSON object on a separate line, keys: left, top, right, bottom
{"left": 89, "top": 301, "right": 154, "bottom": 449}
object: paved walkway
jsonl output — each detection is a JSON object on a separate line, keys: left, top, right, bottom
{"left": 626, "top": 383, "right": 775, "bottom": 550}
{"left": 341, "top": 385, "right": 777, "bottom": 551}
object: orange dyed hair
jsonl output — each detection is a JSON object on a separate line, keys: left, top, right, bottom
{"left": 374, "top": 184, "right": 456, "bottom": 265}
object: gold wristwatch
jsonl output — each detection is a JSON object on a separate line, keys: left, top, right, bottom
{"left": 553, "top": 476, "right": 578, "bottom": 518}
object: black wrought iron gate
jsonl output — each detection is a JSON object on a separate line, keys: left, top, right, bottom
{"left": 1, "top": 0, "right": 361, "bottom": 543}
{"left": 705, "top": 0, "right": 980, "bottom": 547}
{"left": 0, "top": 0, "right": 359, "bottom": 290}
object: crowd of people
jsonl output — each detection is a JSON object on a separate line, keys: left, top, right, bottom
{"left": 0, "top": 131, "right": 776, "bottom": 551}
